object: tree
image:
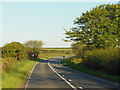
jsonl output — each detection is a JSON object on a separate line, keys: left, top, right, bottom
{"left": 24, "top": 40, "right": 43, "bottom": 59}
{"left": 24, "top": 40, "right": 43, "bottom": 48}
{"left": 71, "top": 42, "right": 87, "bottom": 58}
{"left": 2, "top": 42, "right": 27, "bottom": 61}
{"left": 64, "top": 3, "right": 120, "bottom": 49}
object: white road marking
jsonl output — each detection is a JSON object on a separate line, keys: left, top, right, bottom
{"left": 25, "top": 62, "right": 39, "bottom": 89}
{"left": 63, "top": 75, "right": 65, "bottom": 77}
{"left": 68, "top": 79, "right": 72, "bottom": 82}
{"left": 48, "top": 60, "right": 77, "bottom": 90}
{"left": 79, "top": 87, "right": 83, "bottom": 89}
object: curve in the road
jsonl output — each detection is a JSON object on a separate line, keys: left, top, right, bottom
{"left": 25, "top": 56, "right": 119, "bottom": 90}
{"left": 48, "top": 60, "right": 78, "bottom": 90}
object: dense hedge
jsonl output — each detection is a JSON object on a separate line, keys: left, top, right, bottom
{"left": 82, "top": 47, "right": 119, "bottom": 75}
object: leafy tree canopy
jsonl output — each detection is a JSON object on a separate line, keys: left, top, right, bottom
{"left": 64, "top": 3, "right": 120, "bottom": 49}
{"left": 24, "top": 40, "right": 43, "bottom": 49}
{"left": 24, "top": 40, "right": 44, "bottom": 59}
{"left": 2, "top": 42, "right": 27, "bottom": 60}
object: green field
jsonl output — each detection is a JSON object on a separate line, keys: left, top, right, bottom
{"left": 42, "top": 48, "right": 72, "bottom": 50}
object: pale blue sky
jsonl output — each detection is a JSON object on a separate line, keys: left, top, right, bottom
{"left": 1, "top": 1, "right": 118, "bottom": 47}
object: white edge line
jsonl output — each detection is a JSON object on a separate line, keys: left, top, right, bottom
{"left": 25, "top": 62, "right": 39, "bottom": 89}
{"left": 48, "top": 60, "right": 77, "bottom": 90}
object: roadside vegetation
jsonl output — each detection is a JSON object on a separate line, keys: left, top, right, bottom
{"left": 62, "top": 3, "right": 120, "bottom": 83}
{"left": 61, "top": 47, "right": 120, "bottom": 83}
{"left": 1, "top": 40, "right": 73, "bottom": 88}
{"left": 1, "top": 40, "right": 43, "bottom": 88}
{"left": 2, "top": 58, "right": 36, "bottom": 88}
{"left": 1, "top": 2, "right": 120, "bottom": 88}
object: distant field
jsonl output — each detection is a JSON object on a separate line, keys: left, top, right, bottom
{"left": 39, "top": 48, "right": 73, "bottom": 59}
{"left": 41, "top": 48, "right": 72, "bottom": 50}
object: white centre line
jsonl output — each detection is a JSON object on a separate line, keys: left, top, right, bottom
{"left": 48, "top": 60, "right": 78, "bottom": 90}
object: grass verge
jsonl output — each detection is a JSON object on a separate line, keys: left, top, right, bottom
{"left": 2, "top": 59, "right": 39, "bottom": 88}
{"left": 61, "top": 58, "right": 120, "bottom": 84}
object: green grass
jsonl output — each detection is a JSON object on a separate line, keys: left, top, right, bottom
{"left": 2, "top": 49, "right": 73, "bottom": 88}
{"left": 39, "top": 53, "right": 66, "bottom": 59}
{"left": 42, "top": 48, "right": 72, "bottom": 50}
{"left": 39, "top": 51, "right": 73, "bottom": 59}
{"left": 61, "top": 58, "right": 120, "bottom": 84}
{"left": 41, "top": 48, "right": 73, "bottom": 56}
{"left": 2, "top": 59, "right": 38, "bottom": 88}
{"left": 1, "top": 47, "right": 72, "bottom": 89}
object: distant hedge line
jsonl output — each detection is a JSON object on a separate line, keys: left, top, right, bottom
{"left": 41, "top": 49, "right": 73, "bottom": 55}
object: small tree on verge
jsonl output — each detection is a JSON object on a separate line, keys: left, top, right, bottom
{"left": 2, "top": 42, "right": 27, "bottom": 61}
{"left": 24, "top": 40, "right": 43, "bottom": 59}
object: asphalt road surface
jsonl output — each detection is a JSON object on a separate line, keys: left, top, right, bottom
{"left": 25, "top": 56, "right": 119, "bottom": 90}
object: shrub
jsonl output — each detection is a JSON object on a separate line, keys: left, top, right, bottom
{"left": 82, "top": 47, "right": 119, "bottom": 75}
{"left": 70, "top": 58, "right": 83, "bottom": 64}
{"left": 2, "top": 42, "right": 28, "bottom": 61}
{"left": 71, "top": 43, "right": 86, "bottom": 58}
{"left": 83, "top": 56, "right": 102, "bottom": 70}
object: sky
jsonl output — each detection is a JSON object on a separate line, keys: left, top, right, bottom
{"left": 1, "top": 0, "right": 119, "bottom": 48}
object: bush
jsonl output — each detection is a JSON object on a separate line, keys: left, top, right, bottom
{"left": 2, "top": 42, "right": 28, "bottom": 60}
{"left": 82, "top": 47, "right": 120, "bottom": 75}
{"left": 61, "top": 56, "right": 120, "bottom": 83}
{"left": 70, "top": 58, "right": 83, "bottom": 64}
{"left": 71, "top": 43, "right": 86, "bottom": 58}
{"left": 83, "top": 56, "right": 102, "bottom": 70}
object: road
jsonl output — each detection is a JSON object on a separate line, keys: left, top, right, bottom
{"left": 25, "top": 56, "right": 119, "bottom": 90}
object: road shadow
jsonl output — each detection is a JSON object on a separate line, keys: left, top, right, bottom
{"left": 31, "top": 58, "right": 44, "bottom": 62}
